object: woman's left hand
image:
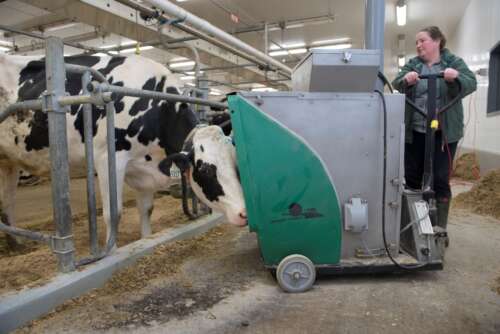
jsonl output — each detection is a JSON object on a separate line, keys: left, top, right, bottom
{"left": 443, "top": 68, "right": 459, "bottom": 82}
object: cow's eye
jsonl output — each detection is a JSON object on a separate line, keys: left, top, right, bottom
{"left": 200, "top": 145, "right": 204, "bottom": 152}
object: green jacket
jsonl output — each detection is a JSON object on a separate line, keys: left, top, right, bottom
{"left": 392, "top": 48, "right": 477, "bottom": 143}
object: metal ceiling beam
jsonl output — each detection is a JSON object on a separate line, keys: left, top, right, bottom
{"left": 3, "top": 13, "right": 73, "bottom": 37}
{"left": 12, "top": 31, "right": 106, "bottom": 53}
{"left": 17, "top": 0, "right": 289, "bottom": 87}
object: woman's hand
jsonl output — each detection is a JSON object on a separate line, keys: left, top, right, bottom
{"left": 443, "top": 68, "right": 459, "bottom": 82}
{"left": 404, "top": 71, "right": 420, "bottom": 86}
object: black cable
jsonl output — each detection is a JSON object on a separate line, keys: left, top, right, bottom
{"left": 375, "top": 89, "right": 427, "bottom": 270}
{"left": 377, "top": 71, "right": 394, "bottom": 93}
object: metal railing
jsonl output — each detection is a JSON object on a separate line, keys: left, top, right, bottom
{"left": 0, "top": 37, "right": 225, "bottom": 272}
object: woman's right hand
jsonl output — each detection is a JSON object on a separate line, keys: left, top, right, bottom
{"left": 404, "top": 71, "right": 420, "bottom": 86}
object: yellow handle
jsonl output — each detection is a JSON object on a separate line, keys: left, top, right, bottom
{"left": 430, "top": 119, "right": 439, "bottom": 129}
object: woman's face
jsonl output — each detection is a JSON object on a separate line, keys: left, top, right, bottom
{"left": 416, "top": 31, "right": 441, "bottom": 62}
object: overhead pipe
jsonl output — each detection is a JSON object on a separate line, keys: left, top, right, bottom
{"left": 144, "top": 0, "right": 292, "bottom": 76}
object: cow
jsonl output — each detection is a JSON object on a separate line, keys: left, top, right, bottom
{"left": 0, "top": 53, "right": 247, "bottom": 249}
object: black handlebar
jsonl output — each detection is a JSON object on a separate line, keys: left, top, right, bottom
{"left": 405, "top": 74, "right": 462, "bottom": 116}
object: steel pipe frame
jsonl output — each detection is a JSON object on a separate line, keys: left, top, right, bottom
{"left": 0, "top": 93, "right": 113, "bottom": 123}
{"left": 143, "top": 0, "right": 292, "bottom": 76}
{"left": 88, "top": 82, "right": 228, "bottom": 110}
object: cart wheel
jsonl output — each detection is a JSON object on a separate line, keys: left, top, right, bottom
{"left": 276, "top": 254, "right": 316, "bottom": 293}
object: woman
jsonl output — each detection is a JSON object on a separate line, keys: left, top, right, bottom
{"left": 392, "top": 26, "right": 477, "bottom": 231}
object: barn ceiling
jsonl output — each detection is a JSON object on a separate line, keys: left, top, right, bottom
{"left": 0, "top": 0, "right": 471, "bottom": 93}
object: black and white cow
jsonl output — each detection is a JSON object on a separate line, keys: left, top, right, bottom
{"left": 0, "top": 54, "right": 247, "bottom": 247}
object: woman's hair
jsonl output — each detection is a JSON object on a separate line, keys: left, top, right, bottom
{"left": 419, "top": 26, "right": 447, "bottom": 50}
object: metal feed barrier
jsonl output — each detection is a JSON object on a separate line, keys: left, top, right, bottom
{"left": 0, "top": 36, "right": 228, "bottom": 332}
{"left": 0, "top": 37, "right": 228, "bottom": 272}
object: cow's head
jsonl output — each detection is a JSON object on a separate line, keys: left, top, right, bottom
{"left": 159, "top": 125, "right": 247, "bottom": 226}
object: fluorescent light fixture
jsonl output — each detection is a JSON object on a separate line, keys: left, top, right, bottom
{"left": 270, "top": 42, "right": 305, "bottom": 50}
{"left": 251, "top": 87, "right": 277, "bottom": 92}
{"left": 286, "top": 23, "right": 304, "bottom": 29}
{"left": 170, "top": 56, "right": 188, "bottom": 62}
{"left": 92, "top": 52, "right": 108, "bottom": 56}
{"left": 45, "top": 23, "right": 78, "bottom": 32}
{"left": 120, "top": 45, "right": 154, "bottom": 53}
{"left": 185, "top": 71, "right": 204, "bottom": 75}
{"left": 0, "top": 46, "right": 10, "bottom": 52}
{"left": 289, "top": 48, "right": 307, "bottom": 55}
{"left": 180, "top": 76, "right": 196, "bottom": 81}
{"left": 109, "top": 51, "right": 119, "bottom": 55}
{"left": 398, "top": 55, "right": 406, "bottom": 67}
{"left": 185, "top": 82, "right": 196, "bottom": 87}
{"left": 311, "top": 37, "right": 350, "bottom": 46}
{"left": 169, "top": 60, "right": 196, "bottom": 68}
{"left": 100, "top": 41, "right": 137, "bottom": 49}
{"left": 210, "top": 89, "right": 223, "bottom": 96}
{"left": 0, "top": 40, "right": 13, "bottom": 47}
{"left": 269, "top": 50, "right": 289, "bottom": 57}
{"left": 310, "top": 43, "right": 352, "bottom": 50}
{"left": 396, "top": 0, "right": 407, "bottom": 26}
{"left": 176, "top": 0, "right": 189, "bottom": 2}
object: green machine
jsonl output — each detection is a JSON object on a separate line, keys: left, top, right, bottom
{"left": 228, "top": 49, "right": 449, "bottom": 292}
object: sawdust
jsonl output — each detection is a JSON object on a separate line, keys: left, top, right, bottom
{"left": 493, "top": 276, "right": 500, "bottom": 296}
{"left": 0, "top": 195, "right": 190, "bottom": 295}
{"left": 453, "top": 169, "right": 500, "bottom": 220}
{"left": 17, "top": 224, "right": 238, "bottom": 333}
{"left": 453, "top": 153, "right": 481, "bottom": 181}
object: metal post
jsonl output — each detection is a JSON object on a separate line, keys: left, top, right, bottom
{"left": 44, "top": 37, "right": 75, "bottom": 273}
{"left": 365, "top": 0, "right": 385, "bottom": 90}
{"left": 105, "top": 101, "right": 119, "bottom": 251}
{"left": 197, "top": 74, "right": 209, "bottom": 122}
{"left": 81, "top": 71, "right": 99, "bottom": 257}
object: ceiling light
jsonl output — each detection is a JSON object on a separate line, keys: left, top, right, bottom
{"left": 169, "top": 60, "right": 196, "bottom": 68}
{"left": 100, "top": 41, "right": 137, "bottom": 49}
{"left": 92, "top": 52, "right": 108, "bottom": 56}
{"left": 311, "top": 37, "right": 350, "bottom": 46}
{"left": 398, "top": 55, "right": 406, "bottom": 67}
{"left": 210, "top": 89, "right": 223, "bottom": 96}
{"left": 270, "top": 42, "right": 305, "bottom": 51}
{"left": 185, "top": 71, "right": 204, "bottom": 75}
{"left": 120, "top": 45, "right": 154, "bottom": 53}
{"left": 269, "top": 50, "right": 289, "bottom": 57}
{"left": 289, "top": 48, "right": 308, "bottom": 55}
{"left": 185, "top": 82, "right": 196, "bottom": 87}
{"left": 0, "top": 46, "right": 10, "bottom": 52}
{"left": 45, "top": 23, "right": 78, "bottom": 32}
{"left": 176, "top": 0, "right": 189, "bottom": 2}
{"left": 396, "top": 0, "right": 407, "bottom": 26}
{"left": 251, "top": 87, "right": 277, "bottom": 92}
{"left": 180, "top": 76, "right": 196, "bottom": 81}
{"left": 0, "top": 40, "right": 13, "bottom": 47}
{"left": 310, "top": 43, "right": 352, "bottom": 50}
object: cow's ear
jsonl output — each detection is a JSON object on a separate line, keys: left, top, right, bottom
{"left": 158, "top": 151, "right": 192, "bottom": 176}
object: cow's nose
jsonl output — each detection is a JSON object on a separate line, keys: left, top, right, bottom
{"left": 239, "top": 210, "right": 247, "bottom": 220}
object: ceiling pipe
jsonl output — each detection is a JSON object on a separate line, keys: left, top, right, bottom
{"left": 144, "top": 0, "right": 292, "bottom": 76}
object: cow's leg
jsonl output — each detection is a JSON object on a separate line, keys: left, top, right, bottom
{"left": 136, "top": 191, "right": 154, "bottom": 237}
{"left": 0, "top": 164, "right": 20, "bottom": 249}
{"left": 95, "top": 154, "right": 128, "bottom": 250}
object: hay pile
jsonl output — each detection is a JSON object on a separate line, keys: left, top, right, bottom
{"left": 453, "top": 153, "right": 480, "bottom": 181}
{"left": 453, "top": 169, "right": 500, "bottom": 220}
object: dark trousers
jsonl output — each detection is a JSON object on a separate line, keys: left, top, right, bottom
{"left": 405, "top": 131, "right": 457, "bottom": 200}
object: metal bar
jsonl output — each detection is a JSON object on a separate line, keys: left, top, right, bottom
{"left": 1, "top": 93, "right": 113, "bottom": 123}
{"left": 88, "top": 82, "right": 228, "bottom": 110}
{"left": 0, "top": 214, "right": 51, "bottom": 243}
{"left": 423, "top": 76, "right": 438, "bottom": 191}
{"left": 105, "top": 101, "right": 119, "bottom": 252}
{"left": 113, "top": 0, "right": 285, "bottom": 76}
{"left": 202, "top": 63, "right": 256, "bottom": 72}
{"left": 45, "top": 37, "right": 75, "bottom": 273}
{"left": 12, "top": 31, "right": 104, "bottom": 54}
{"left": 364, "top": 0, "right": 385, "bottom": 90}
{"left": 144, "top": 0, "right": 292, "bottom": 75}
{"left": 81, "top": 71, "right": 99, "bottom": 257}
{"left": 65, "top": 64, "right": 107, "bottom": 83}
